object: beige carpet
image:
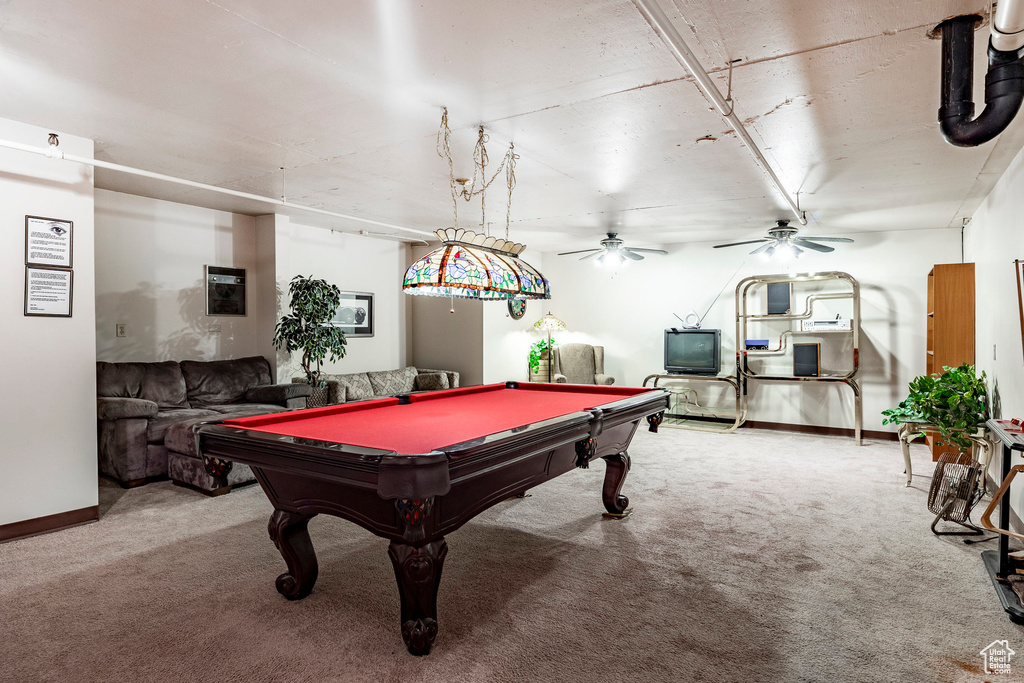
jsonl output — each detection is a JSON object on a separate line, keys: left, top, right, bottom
{"left": 2, "top": 427, "right": 1021, "bottom": 683}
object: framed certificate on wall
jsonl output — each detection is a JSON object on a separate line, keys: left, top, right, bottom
{"left": 25, "top": 215, "right": 73, "bottom": 268}
{"left": 25, "top": 266, "right": 73, "bottom": 317}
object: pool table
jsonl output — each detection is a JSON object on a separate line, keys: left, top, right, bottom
{"left": 196, "top": 381, "right": 668, "bottom": 655}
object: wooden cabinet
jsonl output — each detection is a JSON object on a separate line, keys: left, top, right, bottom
{"left": 926, "top": 262, "right": 975, "bottom": 459}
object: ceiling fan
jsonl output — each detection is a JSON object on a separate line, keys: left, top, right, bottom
{"left": 557, "top": 233, "right": 668, "bottom": 265}
{"left": 712, "top": 220, "right": 853, "bottom": 257}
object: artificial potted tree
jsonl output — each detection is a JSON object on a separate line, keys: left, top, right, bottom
{"left": 273, "top": 274, "right": 348, "bottom": 407}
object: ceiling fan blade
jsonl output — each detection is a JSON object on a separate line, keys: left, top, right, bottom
{"left": 714, "top": 239, "right": 769, "bottom": 249}
{"left": 625, "top": 247, "right": 668, "bottom": 255}
{"left": 750, "top": 242, "right": 776, "bottom": 255}
{"left": 558, "top": 248, "right": 601, "bottom": 256}
{"left": 579, "top": 250, "right": 603, "bottom": 261}
{"left": 798, "top": 236, "right": 854, "bottom": 243}
{"left": 793, "top": 239, "right": 835, "bottom": 253}
{"left": 621, "top": 249, "right": 644, "bottom": 261}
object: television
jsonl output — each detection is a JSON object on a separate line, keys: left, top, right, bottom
{"left": 664, "top": 328, "right": 721, "bottom": 376}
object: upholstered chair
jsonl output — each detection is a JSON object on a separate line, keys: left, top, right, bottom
{"left": 551, "top": 344, "right": 615, "bottom": 385}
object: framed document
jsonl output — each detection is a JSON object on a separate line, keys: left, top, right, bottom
{"left": 331, "top": 291, "right": 374, "bottom": 337}
{"left": 25, "top": 216, "right": 73, "bottom": 268}
{"left": 25, "top": 266, "right": 73, "bottom": 317}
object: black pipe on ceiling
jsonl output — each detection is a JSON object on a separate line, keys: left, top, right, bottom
{"left": 939, "top": 14, "right": 1024, "bottom": 147}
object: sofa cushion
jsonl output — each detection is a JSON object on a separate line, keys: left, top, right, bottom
{"left": 326, "top": 372, "right": 374, "bottom": 401}
{"left": 147, "top": 408, "right": 219, "bottom": 444}
{"left": 367, "top": 367, "right": 418, "bottom": 396}
{"left": 180, "top": 356, "right": 273, "bottom": 408}
{"left": 97, "top": 360, "right": 190, "bottom": 409}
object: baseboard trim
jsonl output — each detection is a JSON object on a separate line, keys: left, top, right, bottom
{"left": 0, "top": 505, "right": 99, "bottom": 544}
{"left": 743, "top": 420, "right": 899, "bottom": 442}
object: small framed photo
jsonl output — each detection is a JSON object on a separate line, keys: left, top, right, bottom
{"left": 332, "top": 291, "right": 374, "bottom": 337}
{"left": 25, "top": 216, "right": 73, "bottom": 268}
{"left": 25, "top": 266, "right": 73, "bottom": 317}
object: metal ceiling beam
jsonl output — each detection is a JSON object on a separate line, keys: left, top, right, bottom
{"left": 632, "top": 0, "right": 807, "bottom": 226}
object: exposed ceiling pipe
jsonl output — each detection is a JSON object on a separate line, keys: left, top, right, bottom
{"left": 992, "top": 0, "right": 1024, "bottom": 52}
{"left": 0, "top": 137, "right": 434, "bottom": 239}
{"left": 938, "top": 11, "right": 1024, "bottom": 147}
{"left": 631, "top": 0, "right": 807, "bottom": 226}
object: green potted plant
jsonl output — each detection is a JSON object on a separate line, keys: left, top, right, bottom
{"left": 273, "top": 275, "right": 348, "bottom": 406}
{"left": 881, "top": 363, "right": 989, "bottom": 454}
{"left": 529, "top": 338, "right": 558, "bottom": 381}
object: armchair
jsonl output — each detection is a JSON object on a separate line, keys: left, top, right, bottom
{"left": 551, "top": 344, "right": 615, "bottom": 385}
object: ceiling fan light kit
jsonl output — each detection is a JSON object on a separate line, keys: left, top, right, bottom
{"left": 713, "top": 220, "right": 854, "bottom": 259}
{"left": 558, "top": 232, "right": 667, "bottom": 268}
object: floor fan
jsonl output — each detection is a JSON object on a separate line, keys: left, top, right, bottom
{"left": 927, "top": 451, "right": 987, "bottom": 534}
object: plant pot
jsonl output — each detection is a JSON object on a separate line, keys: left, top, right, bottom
{"left": 531, "top": 359, "right": 550, "bottom": 382}
{"left": 307, "top": 385, "right": 330, "bottom": 408}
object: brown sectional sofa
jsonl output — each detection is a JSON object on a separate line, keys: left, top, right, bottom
{"left": 96, "top": 356, "right": 310, "bottom": 494}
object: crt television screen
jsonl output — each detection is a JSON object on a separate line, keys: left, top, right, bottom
{"left": 665, "top": 329, "right": 720, "bottom": 374}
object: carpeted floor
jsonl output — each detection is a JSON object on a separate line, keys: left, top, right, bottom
{"left": 2, "top": 427, "right": 1022, "bottom": 682}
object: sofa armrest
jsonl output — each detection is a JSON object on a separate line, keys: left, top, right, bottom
{"left": 417, "top": 368, "right": 460, "bottom": 389}
{"left": 552, "top": 374, "right": 568, "bottom": 384}
{"left": 594, "top": 374, "right": 615, "bottom": 386}
{"left": 245, "top": 383, "right": 312, "bottom": 405}
{"left": 414, "top": 372, "right": 450, "bottom": 392}
{"left": 97, "top": 397, "right": 159, "bottom": 421}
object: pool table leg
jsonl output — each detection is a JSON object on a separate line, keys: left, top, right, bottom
{"left": 601, "top": 451, "right": 631, "bottom": 515}
{"left": 388, "top": 538, "right": 448, "bottom": 656}
{"left": 268, "top": 509, "right": 319, "bottom": 600}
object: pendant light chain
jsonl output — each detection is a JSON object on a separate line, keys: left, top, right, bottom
{"left": 436, "top": 108, "right": 518, "bottom": 239}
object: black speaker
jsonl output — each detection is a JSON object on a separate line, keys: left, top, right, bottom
{"left": 767, "top": 282, "right": 791, "bottom": 315}
{"left": 794, "top": 343, "right": 820, "bottom": 377}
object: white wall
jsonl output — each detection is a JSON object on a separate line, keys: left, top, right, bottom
{"left": 94, "top": 190, "right": 259, "bottom": 361}
{"left": 536, "top": 228, "right": 961, "bottom": 433}
{"left": 965, "top": 142, "right": 1024, "bottom": 518}
{"left": 277, "top": 220, "right": 406, "bottom": 379}
{"left": 0, "top": 118, "right": 97, "bottom": 526}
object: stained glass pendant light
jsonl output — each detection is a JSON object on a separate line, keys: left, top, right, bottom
{"left": 403, "top": 109, "right": 550, "bottom": 302}
{"left": 404, "top": 228, "right": 549, "bottom": 300}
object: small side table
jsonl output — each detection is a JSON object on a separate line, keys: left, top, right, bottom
{"left": 896, "top": 420, "right": 992, "bottom": 487}
{"left": 642, "top": 374, "right": 746, "bottom": 433}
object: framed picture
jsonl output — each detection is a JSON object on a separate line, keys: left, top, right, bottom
{"left": 25, "top": 215, "right": 73, "bottom": 268}
{"left": 205, "top": 265, "right": 247, "bottom": 316}
{"left": 331, "top": 291, "right": 374, "bottom": 337}
{"left": 25, "top": 266, "right": 73, "bottom": 317}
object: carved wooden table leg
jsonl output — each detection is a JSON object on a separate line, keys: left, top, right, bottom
{"left": 268, "top": 509, "right": 319, "bottom": 600}
{"left": 388, "top": 538, "right": 448, "bottom": 656}
{"left": 601, "top": 451, "right": 631, "bottom": 515}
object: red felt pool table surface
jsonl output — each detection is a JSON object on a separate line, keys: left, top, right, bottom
{"left": 221, "top": 383, "right": 650, "bottom": 454}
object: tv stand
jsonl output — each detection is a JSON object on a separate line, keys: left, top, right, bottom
{"left": 642, "top": 374, "right": 746, "bottom": 433}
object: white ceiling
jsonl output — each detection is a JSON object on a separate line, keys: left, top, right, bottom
{"left": 0, "top": 0, "right": 1017, "bottom": 252}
